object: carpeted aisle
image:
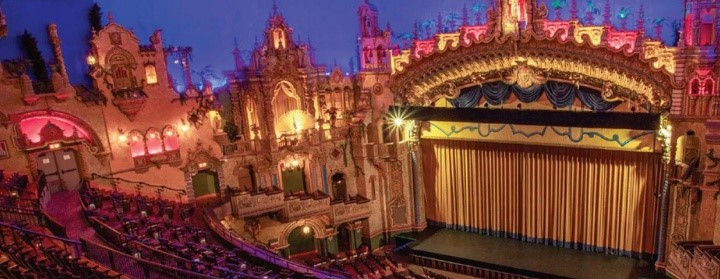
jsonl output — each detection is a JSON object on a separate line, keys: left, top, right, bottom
{"left": 45, "top": 190, "right": 103, "bottom": 243}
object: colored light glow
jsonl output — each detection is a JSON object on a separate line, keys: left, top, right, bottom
{"left": 86, "top": 55, "right": 97, "bottom": 65}
{"left": 179, "top": 121, "right": 190, "bottom": 132}
{"left": 302, "top": 226, "right": 311, "bottom": 234}
{"left": 166, "top": 130, "right": 174, "bottom": 136}
{"left": 393, "top": 117, "right": 403, "bottom": 127}
{"left": 49, "top": 143, "right": 61, "bottom": 149}
{"left": 19, "top": 116, "right": 91, "bottom": 143}
{"left": 118, "top": 133, "right": 128, "bottom": 143}
{"left": 146, "top": 133, "right": 163, "bottom": 154}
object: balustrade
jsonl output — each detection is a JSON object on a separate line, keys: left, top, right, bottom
{"left": 330, "top": 197, "right": 371, "bottom": 226}
{"left": 280, "top": 192, "right": 330, "bottom": 221}
{"left": 230, "top": 190, "right": 284, "bottom": 218}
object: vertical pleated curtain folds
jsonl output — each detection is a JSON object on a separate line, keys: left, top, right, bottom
{"left": 422, "top": 139, "right": 662, "bottom": 256}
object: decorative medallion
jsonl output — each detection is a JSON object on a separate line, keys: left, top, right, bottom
{"left": 330, "top": 147, "right": 342, "bottom": 160}
{"left": 372, "top": 83, "right": 383, "bottom": 95}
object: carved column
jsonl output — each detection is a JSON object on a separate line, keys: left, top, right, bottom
{"left": 184, "top": 171, "right": 195, "bottom": 203}
{"left": 47, "top": 24, "right": 69, "bottom": 84}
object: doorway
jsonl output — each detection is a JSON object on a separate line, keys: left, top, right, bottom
{"left": 331, "top": 172, "right": 347, "bottom": 201}
{"left": 36, "top": 148, "right": 81, "bottom": 192}
{"left": 288, "top": 226, "right": 317, "bottom": 257}
{"left": 192, "top": 170, "right": 220, "bottom": 198}
{"left": 337, "top": 223, "right": 352, "bottom": 253}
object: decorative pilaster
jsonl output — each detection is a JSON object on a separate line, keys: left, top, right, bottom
{"left": 47, "top": 24, "right": 69, "bottom": 84}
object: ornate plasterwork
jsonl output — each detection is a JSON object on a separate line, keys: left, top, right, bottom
{"left": 391, "top": 35, "right": 677, "bottom": 111}
{"left": 573, "top": 25, "right": 604, "bottom": 46}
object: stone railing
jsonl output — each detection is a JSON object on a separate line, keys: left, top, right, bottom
{"left": 133, "top": 149, "right": 182, "bottom": 169}
{"left": 230, "top": 190, "right": 284, "bottom": 218}
{"left": 667, "top": 240, "right": 714, "bottom": 279}
{"left": 330, "top": 197, "right": 371, "bottom": 226}
{"left": 691, "top": 245, "right": 720, "bottom": 279}
{"left": 221, "top": 139, "right": 265, "bottom": 157}
{"left": 280, "top": 192, "right": 330, "bottom": 221}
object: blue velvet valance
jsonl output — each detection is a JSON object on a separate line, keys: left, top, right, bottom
{"left": 449, "top": 81, "right": 622, "bottom": 112}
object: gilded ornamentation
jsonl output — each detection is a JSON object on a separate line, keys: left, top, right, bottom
{"left": 391, "top": 35, "right": 677, "bottom": 111}
{"left": 642, "top": 41, "right": 677, "bottom": 74}
{"left": 504, "top": 62, "right": 547, "bottom": 88}
{"left": 606, "top": 30, "right": 638, "bottom": 53}
{"left": 573, "top": 25, "right": 604, "bottom": 46}
{"left": 436, "top": 33, "right": 460, "bottom": 52}
{"left": 542, "top": 20, "right": 571, "bottom": 41}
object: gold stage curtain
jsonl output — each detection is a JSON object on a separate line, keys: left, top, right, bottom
{"left": 422, "top": 139, "right": 662, "bottom": 255}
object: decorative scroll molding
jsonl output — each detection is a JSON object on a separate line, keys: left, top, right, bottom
{"left": 330, "top": 200, "right": 371, "bottom": 226}
{"left": 231, "top": 191, "right": 284, "bottom": 218}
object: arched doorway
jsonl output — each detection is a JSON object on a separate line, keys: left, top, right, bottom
{"left": 287, "top": 226, "right": 317, "bottom": 258}
{"left": 236, "top": 165, "right": 255, "bottom": 192}
{"left": 35, "top": 148, "right": 80, "bottom": 192}
{"left": 331, "top": 172, "right": 347, "bottom": 201}
{"left": 336, "top": 223, "right": 352, "bottom": 253}
{"left": 281, "top": 158, "right": 306, "bottom": 195}
{"left": 192, "top": 170, "right": 220, "bottom": 198}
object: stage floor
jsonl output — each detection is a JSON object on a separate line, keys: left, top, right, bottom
{"left": 408, "top": 229, "right": 664, "bottom": 279}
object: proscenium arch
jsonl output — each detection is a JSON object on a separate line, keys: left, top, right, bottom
{"left": 390, "top": 34, "right": 679, "bottom": 112}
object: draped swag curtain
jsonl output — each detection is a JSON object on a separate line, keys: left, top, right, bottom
{"left": 422, "top": 139, "right": 662, "bottom": 257}
{"left": 449, "top": 81, "right": 622, "bottom": 112}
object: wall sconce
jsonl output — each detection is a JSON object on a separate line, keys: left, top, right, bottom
{"left": 198, "top": 162, "right": 208, "bottom": 169}
{"left": 302, "top": 226, "right": 311, "bottom": 235}
{"left": 282, "top": 157, "right": 304, "bottom": 171}
{"left": 49, "top": 143, "right": 61, "bottom": 150}
{"left": 179, "top": 119, "right": 190, "bottom": 133}
{"left": 86, "top": 54, "right": 97, "bottom": 66}
{"left": 117, "top": 129, "right": 128, "bottom": 144}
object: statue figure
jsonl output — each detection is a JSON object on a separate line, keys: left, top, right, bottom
{"left": 675, "top": 130, "right": 701, "bottom": 181}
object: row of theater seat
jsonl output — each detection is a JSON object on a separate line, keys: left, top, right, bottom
{"left": 0, "top": 221, "right": 125, "bottom": 279}
{"left": 80, "top": 183, "right": 302, "bottom": 278}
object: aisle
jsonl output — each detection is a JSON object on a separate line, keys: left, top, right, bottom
{"left": 44, "top": 190, "right": 103, "bottom": 243}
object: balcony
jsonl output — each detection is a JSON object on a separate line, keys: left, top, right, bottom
{"left": 230, "top": 189, "right": 284, "bottom": 218}
{"left": 280, "top": 191, "right": 330, "bottom": 221}
{"left": 132, "top": 149, "right": 181, "bottom": 170}
{"left": 220, "top": 139, "right": 265, "bottom": 157}
{"left": 330, "top": 196, "right": 371, "bottom": 226}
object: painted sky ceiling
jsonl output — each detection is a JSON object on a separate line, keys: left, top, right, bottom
{"left": 0, "top": 0, "right": 683, "bottom": 89}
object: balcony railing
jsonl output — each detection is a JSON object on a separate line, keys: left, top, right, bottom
{"left": 667, "top": 240, "right": 714, "bottom": 279}
{"left": 221, "top": 139, "right": 265, "bottom": 157}
{"left": 330, "top": 196, "right": 371, "bottom": 226}
{"left": 230, "top": 189, "right": 285, "bottom": 218}
{"left": 280, "top": 191, "right": 330, "bottom": 221}
{"left": 691, "top": 245, "right": 720, "bottom": 279}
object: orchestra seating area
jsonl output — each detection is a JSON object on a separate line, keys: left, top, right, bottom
{"left": 0, "top": 221, "right": 125, "bottom": 279}
{"left": 79, "top": 181, "right": 302, "bottom": 278}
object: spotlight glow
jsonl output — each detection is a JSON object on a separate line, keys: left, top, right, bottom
{"left": 393, "top": 117, "right": 403, "bottom": 127}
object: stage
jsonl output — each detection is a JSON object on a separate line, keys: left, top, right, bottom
{"left": 405, "top": 229, "right": 667, "bottom": 279}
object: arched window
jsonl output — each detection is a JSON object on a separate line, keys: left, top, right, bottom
{"left": 145, "top": 64, "right": 158, "bottom": 85}
{"left": 273, "top": 29, "right": 286, "bottom": 49}
{"left": 129, "top": 130, "right": 146, "bottom": 157}
{"left": 162, "top": 126, "right": 179, "bottom": 151}
{"left": 689, "top": 78, "right": 701, "bottom": 96}
{"left": 376, "top": 45, "right": 385, "bottom": 64}
{"left": 107, "top": 48, "right": 136, "bottom": 90}
{"left": 699, "top": 8, "right": 715, "bottom": 46}
{"left": 272, "top": 81, "right": 301, "bottom": 135}
{"left": 703, "top": 78, "right": 715, "bottom": 96}
{"left": 145, "top": 129, "right": 163, "bottom": 155}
